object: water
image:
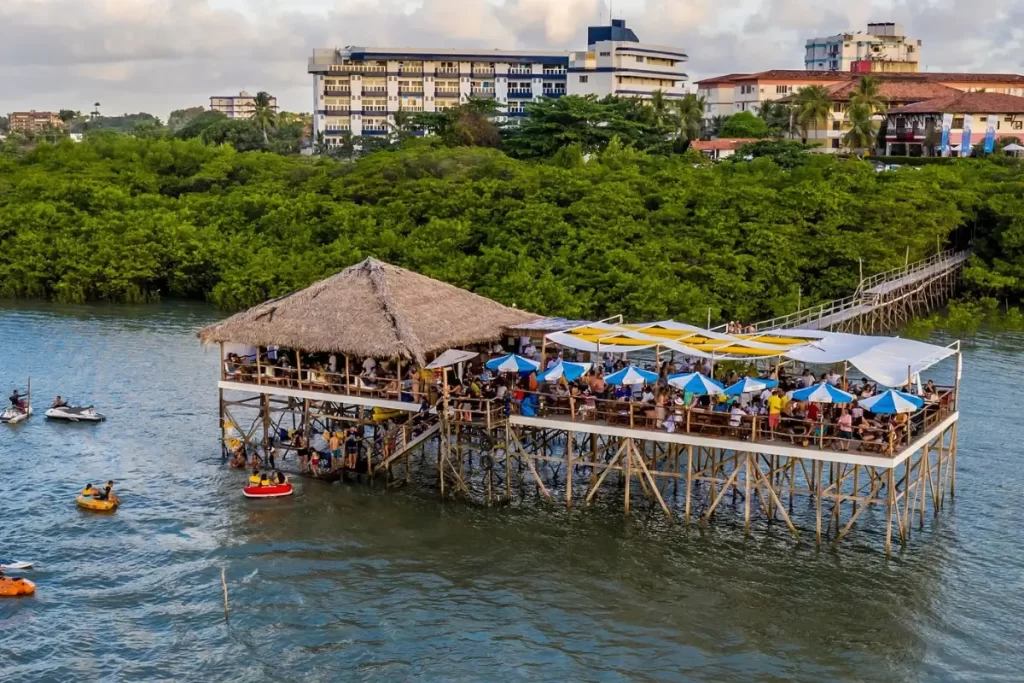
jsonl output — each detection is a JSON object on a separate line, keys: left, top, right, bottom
{"left": 0, "top": 301, "right": 1021, "bottom": 682}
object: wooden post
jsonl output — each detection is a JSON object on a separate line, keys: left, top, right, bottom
{"left": 684, "top": 444, "right": 694, "bottom": 525}
{"left": 629, "top": 401, "right": 634, "bottom": 429}
{"left": 296, "top": 349, "right": 303, "bottom": 390}
{"left": 566, "top": 430, "right": 573, "bottom": 508}
{"left": 815, "top": 461, "right": 823, "bottom": 546}
{"left": 885, "top": 467, "right": 895, "bottom": 556}
{"left": 540, "top": 336, "right": 548, "bottom": 372}
{"left": 255, "top": 346, "right": 264, "bottom": 386}
{"left": 345, "top": 354, "right": 351, "bottom": 391}
{"left": 624, "top": 439, "right": 632, "bottom": 514}
{"left": 744, "top": 453, "right": 752, "bottom": 535}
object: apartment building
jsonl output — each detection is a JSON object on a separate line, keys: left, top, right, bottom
{"left": 209, "top": 91, "right": 278, "bottom": 120}
{"left": 7, "top": 110, "right": 63, "bottom": 134}
{"left": 696, "top": 70, "right": 1024, "bottom": 151}
{"left": 308, "top": 20, "right": 687, "bottom": 144}
{"left": 805, "top": 23, "right": 921, "bottom": 73}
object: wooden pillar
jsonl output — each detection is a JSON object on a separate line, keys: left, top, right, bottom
{"left": 624, "top": 439, "right": 632, "bottom": 514}
{"left": 261, "top": 393, "right": 271, "bottom": 462}
{"left": 901, "top": 456, "right": 913, "bottom": 544}
{"left": 505, "top": 423, "right": 512, "bottom": 501}
{"left": 885, "top": 467, "right": 895, "bottom": 556}
{"left": 565, "top": 431, "right": 573, "bottom": 509}
{"left": 950, "top": 422, "right": 958, "bottom": 497}
{"left": 744, "top": 453, "right": 752, "bottom": 535}
{"left": 684, "top": 445, "right": 693, "bottom": 525}
{"left": 255, "top": 346, "right": 264, "bottom": 386}
{"left": 345, "top": 354, "right": 351, "bottom": 391}
{"left": 296, "top": 349, "right": 303, "bottom": 390}
{"left": 815, "top": 460, "right": 823, "bottom": 546}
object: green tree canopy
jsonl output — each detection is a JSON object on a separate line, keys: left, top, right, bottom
{"left": 720, "top": 111, "right": 770, "bottom": 139}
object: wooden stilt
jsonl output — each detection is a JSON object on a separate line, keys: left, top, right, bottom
{"left": 684, "top": 445, "right": 693, "bottom": 526}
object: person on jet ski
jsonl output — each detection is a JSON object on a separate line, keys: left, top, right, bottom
{"left": 9, "top": 390, "right": 21, "bottom": 409}
{"left": 51, "top": 396, "right": 69, "bottom": 409}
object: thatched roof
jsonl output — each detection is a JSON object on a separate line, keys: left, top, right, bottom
{"left": 198, "top": 258, "right": 540, "bottom": 364}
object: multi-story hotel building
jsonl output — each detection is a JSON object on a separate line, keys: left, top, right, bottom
{"left": 7, "top": 110, "right": 64, "bottom": 134}
{"left": 308, "top": 20, "right": 687, "bottom": 143}
{"left": 209, "top": 91, "right": 278, "bottom": 120}
{"left": 805, "top": 23, "right": 921, "bottom": 73}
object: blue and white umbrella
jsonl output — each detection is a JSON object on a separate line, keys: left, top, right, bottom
{"left": 724, "top": 376, "right": 779, "bottom": 396}
{"left": 858, "top": 389, "right": 924, "bottom": 414}
{"left": 605, "top": 365, "right": 659, "bottom": 386}
{"left": 485, "top": 353, "right": 540, "bottom": 373}
{"left": 790, "top": 382, "right": 854, "bottom": 404}
{"left": 538, "top": 361, "right": 592, "bottom": 383}
{"left": 668, "top": 372, "right": 725, "bottom": 395}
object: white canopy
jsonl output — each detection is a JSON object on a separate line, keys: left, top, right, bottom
{"left": 767, "top": 330, "right": 957, "bottom": 387}
{"left": 426, "top": 349, "right": 479, "bottom": 370}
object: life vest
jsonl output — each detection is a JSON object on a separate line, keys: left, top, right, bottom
{"left": 259, "top": 477, "right": 271, "bottom": 487}
{"left": 249, "top": 473, "right": 261, "bottom": 485}
{"left": 81, "top": 488, "right": 96, "bottom": 497}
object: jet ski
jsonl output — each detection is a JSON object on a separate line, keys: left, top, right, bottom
{"left": 45, "top": 405, "right": 106, "bottom": 422}
{"left": 0, "top": 406, "right": 32, "bottom": 425}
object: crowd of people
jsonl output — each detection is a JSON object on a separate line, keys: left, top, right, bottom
{"left": 225, "top": 343, "right": 947, "bottom": 461}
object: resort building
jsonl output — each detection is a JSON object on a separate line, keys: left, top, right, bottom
{"left": 884, "top": 91, "right": 1024, "bottom": 156}
{"left": 696, "top": 70, "right": 1024, "bottom": 152}
{"left": 7, "top": 111, "right": 63, "bottom": 134}
{"left": 805, "top": 23, "right": 921, "bottom": 73}
{"left": 209, "top": 91, "right": 277, "bottom": 120}
{"left": 308, "top": 19, "right": 687, "bottom": 144}
{"left": 690, "top": 138, "right": 759, "bottom": 160}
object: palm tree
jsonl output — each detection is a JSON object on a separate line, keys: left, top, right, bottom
{"left": 796, "top": 85, "right": 832, "bottom": 146}
{"left": 849, "top": 75, "right": 887, "bottom": 114}
{"left": 671, "top": 93, "right": 705, "bottom": 151}
{"left": 250, "top": 91, "right": 277, "bottom": 144}
{"left": 704, "top": 114, "right": 727, "bottom": 138}
{"left": 758, "top": 101, "right": 795, "bottom": 139}
{"left": 92, "top": 102, "right": 101, "bottom": 119}
{"left": 387, "top": 106, "right": 415, "bottom": 142}
{"left": 314, "top": 131, "right": 329, "bottom": 156}
{"left": 843, "top": 104, "right": 878, "bottom": 157}
{"left": 648, "top": 89, "right": 670, "bottom": 130}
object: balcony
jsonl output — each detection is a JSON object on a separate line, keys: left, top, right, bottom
{"left": 508, "top": 67, "right": 533, "bottom": 76}
{"left": 435, "top": 90, "right": 461, "bottom": 98}
{"left": 362, "top": 105, "right": 388, "bottom": 112}
{"left": 471, "top": 88, "right": 495, "bottom": 98}
{"left": 507, "top": 89, "right": 533, "bottom": 99}
{"left": 330, "top": 64, "right": 386, "bottom": 73}
{"left": 507, "top": 110, "right": 529, "bottom": 118}
{"left": 324, "top": 88, "right": 351, "bottom": 96}
{"left": 398, "top": 67, "right": 423, "bottom": 75}
{"left": 890, "top": 128, "right": 923, "bottom": 141}
{"left": 542, "top": 90, "right": 566, "bottom": 98}
{"left": 324, "top": 106, "right": 351, "bottom": 113}
{"left": 542, "top": 69, "right": 567, "bottom": 77}
{"left": 362, "top": 86, "right": 388, "bottom": 94}
{"left": 362, "top": 126, "right": 388, "bottom": 136}
{"left": 472, "top": 68, "right": 495, "bottom": 76}
{"left": 398, "top": 86, "right": 424, "bottom": 95}
{"left": 435, "top": 67, "right": 460, "bottom": 75}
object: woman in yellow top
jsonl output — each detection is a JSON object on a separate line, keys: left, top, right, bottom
{"left": 81, "top": 483, "right": 99, "bottom": 498}
{"left": 248, "top": 469, "right": 262, "bottom": 486}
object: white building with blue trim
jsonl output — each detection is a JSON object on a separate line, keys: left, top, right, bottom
{"left": 308, "top": 20, "right": 687, "bottom": 144}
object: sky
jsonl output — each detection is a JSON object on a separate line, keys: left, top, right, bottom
{"left": 2, "top": 0, "right": 1023, "bottom": 120}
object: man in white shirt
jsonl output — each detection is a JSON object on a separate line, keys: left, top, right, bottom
{"left": 826, "top": 370, "right": 840, "bottom": 386}
{"left": 760, "top": 387, "right": 773, "bottom": 404}
{"left": 729, "top": 404, "right": 744, "bottom": 428}
{"left": 799, "top": 369, "right": 815, "bottom": 388}
{"left": 328, "top": 354, "right": 337, "bottom": 373}
{"left": 362, "top": 357, "right": 376, "bottom": 376}
{"left": 522, "top": 342, "right": 537, "bottom": 359}
{"left": 546, "top": 354, "right": 560, "bottom": 370}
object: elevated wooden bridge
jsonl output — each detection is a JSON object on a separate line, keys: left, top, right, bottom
{"left": 742, "top": 249, "right": 970, "bottom": 333}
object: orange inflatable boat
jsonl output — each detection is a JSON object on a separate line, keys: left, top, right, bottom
{"left": 0, "top": 577, "right": 36, "bottom": 597}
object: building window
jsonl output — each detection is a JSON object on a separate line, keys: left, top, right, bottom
{"left": 636, "top": 56, "right": 644, "bottom": 63}
{"left": 1014, "top": 121, "right": 1024, "bottom": 130}
{"left": 600, "top": 51, "right": 611, "bottom": 56}
{"left": 952, "top": 117, "right": 964, "bottom": 129}
{"left": 579, "top": 75, "right": 588, "bottom": 83}
{"left": 833, "top": 103, "right": 843, "bottom": 113}
{"left": 832, "top": 121, "right": 840, "bottom": 131}
{"left": 832, "top": 138, "right": 840, "bottom": 149}
{"left": 776, "top": 85, "right": 789, "bottom": 94}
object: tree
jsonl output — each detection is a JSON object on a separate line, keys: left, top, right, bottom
{"left": 0, "top": 115, "right": 8, "bottom": 133}
{"left": 843, "top": 104, "right": 878, "bottom": 156}
{"left": 387, "top": 106, "right": 416, "bottom": 143}
{"left": 704, "top": 114, "right": 727, "bottom": 138}
{"left": 647, "top": 89, "right": 671, "bottom": 130}
{"left": 200, "top": 119, "right": 266, "bottom": 151}
{"left": 670, "top": 93, "right": 705, "bottom": 152}
{"left": 923, "top": 123, "right": 942, "bottom": 157}
{"left": 175, "top": 111, "right": 229, "bottom": 140}
{"left": 250, "top": 91, "right": 277, "bottom": 144}
{"left": 58, "top": 110, "right": 78, "bottom": 126}
{"left": 758, "top": 101, "right": 795, "bottom": 139}
{"left": 849, "top": 75, "right": 887, "bottom": 115}
{"left": 167, "top": 106, "right": 206, "bottom": 132}
{"left": 796, "top": 85, "right": 833, "bottom": 146}
{"left": 719, "top": 111, "right": 770, "bottom": 139}
{"left": 314, "top": 131, "right": 330, "bottom": 156}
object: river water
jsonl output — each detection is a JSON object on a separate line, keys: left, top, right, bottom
{"left": 0, "top": 301, "right": 1020, "bottom": 682}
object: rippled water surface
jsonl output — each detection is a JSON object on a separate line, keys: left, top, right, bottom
{"left": 0, "top": 301, "right": 1021, "bottom": 682}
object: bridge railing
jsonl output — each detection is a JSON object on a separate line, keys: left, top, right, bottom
{"left": 716, "top": 249, "right": 968, "bottom": 333}
{"left": 856, "top": 249, "right": 962, "bottom": 294}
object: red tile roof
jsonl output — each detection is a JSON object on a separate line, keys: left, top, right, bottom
{"left": 825, "top": 80, "right": 961, "bottom": 103}
{"left": 691, "top": 138, "right": 760, "bottom": 151}
{"left": 694, "top": 73, "right": 747, "bottom": 86}
{"left": 890, "top": 91, "right": 1024, "bottom": 114}
{"left": 694, "top": 70, "right": 1024, "bottom": 87}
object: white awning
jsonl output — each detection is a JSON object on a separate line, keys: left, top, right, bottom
{"left": 426, "top": 349, "right": 479, "bottom": 369}
{"left": 768, "top": 330, "right": 957, "bottom": 386}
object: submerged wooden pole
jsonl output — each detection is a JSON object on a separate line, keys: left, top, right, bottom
{"left": 565, "top": 431, "right": 573, "bottom": 508}
{"left": 684, "top": 445, "right": 693, "bottom": 525}
{"left": 221, "top": 567, "right": 229, "bottom": 623}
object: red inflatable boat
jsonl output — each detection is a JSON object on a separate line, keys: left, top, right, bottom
{"left": 242, "top": 483, "right": 294, "bottom": 498}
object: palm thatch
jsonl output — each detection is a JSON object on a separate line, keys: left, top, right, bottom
{"left": 198, "top": 258, "right": 540, "bottom": 365}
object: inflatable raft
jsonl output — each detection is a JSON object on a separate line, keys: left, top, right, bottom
{"left": 242, "top": 483, "right": 293, "bottom": 498}
{"left": 0, "top": 577, "right": 36, "bottom": 597}
{"left": 76, "top": 495, "right": 117, "bottom": 512}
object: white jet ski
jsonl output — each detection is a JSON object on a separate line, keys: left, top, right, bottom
{"left": 0, "top": 406, "right": 31, "bottom": 425}
{"left": 45, "top": 405, "right": 106, "bottom": 422}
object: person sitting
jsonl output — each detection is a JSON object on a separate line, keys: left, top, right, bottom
{"left": 51, "top": 395, "right": 69, "bottom": 409}
{"left": 96, "top": 480, "right": 118, "bottom": 504}
{"left": 81, "top": 483, "right": 99, "bottom": 498}
{"left": 259, "top": 473, "right": 271, "bottom": 487}
{"left": 249, "top": 468, "right": 262, "bottom": 486}
{"left": 274, "top": 471, "right": 287, "bottom": 486}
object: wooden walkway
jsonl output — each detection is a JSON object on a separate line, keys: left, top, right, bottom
{"left": 742, "top": 249, "right": 969, "bottom": 333}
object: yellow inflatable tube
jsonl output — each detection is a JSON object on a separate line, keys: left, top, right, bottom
{"left": 77, "top": 495, "right": 117, "bottom": 512}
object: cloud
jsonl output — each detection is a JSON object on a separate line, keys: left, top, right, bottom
{"left": 1, "top": 0, "right": 1023, "bottom": 119}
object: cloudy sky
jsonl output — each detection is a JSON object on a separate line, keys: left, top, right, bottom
{"left": 2, "top": 0, "right": 1022, "bottom": 120}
